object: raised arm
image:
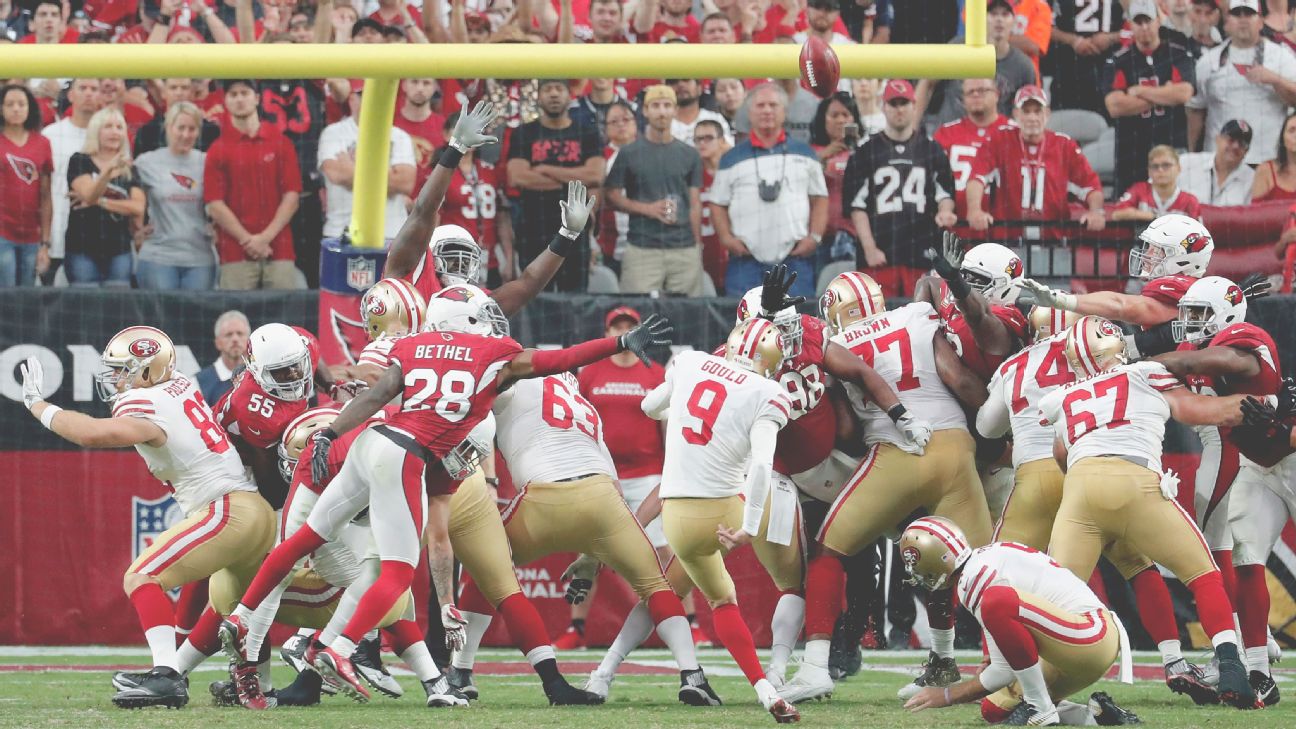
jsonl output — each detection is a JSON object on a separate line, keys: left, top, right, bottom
{"left": 1021, "top": 278, "right": 1177, "bottom": 328}
{"left": 492, "top": 181, "right": 595, "bottom": 315}
{"left": 1153, "top": 347, "right": 1260, "bottom": 380}
{"left": 931, "top": 233, "right": 1017, "bottom": 356}
{"left": 22, "top": 358, "right": 165, "bottom": 448}
{"left": 498, "top": 315, "right": 674, "bottom": 387}
{"left": 934, "top": 332, "right": 987, "bottom": 408}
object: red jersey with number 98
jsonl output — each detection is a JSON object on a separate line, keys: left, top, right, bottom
{"left": 772, "top": 315, "right": 837, "bottom": 475}
{"left": 384, "top": 330, "right": 523, "bottom": 457}
{"left": 215, "top": 370, "right": 310, "bottom": 450}
{"left": 1039, "top": 361, "right": 1180, "bottom": 472}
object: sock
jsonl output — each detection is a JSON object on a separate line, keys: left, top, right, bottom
{"left": 400, "top": 641, "right": 444, "bottom": 682}
{"left": 710, "top": 603, "right": 765, "bottom": 685}
{"left": 175, "top": 640, "right": 210, "bottom": 675}
{"left": 647, "top": 591, "right": 698, "bottom": 671}
{"left": 172, "top": 580, "right": 208, "bottom": 646}
{"left": 805, "top": 555, "right": 845, "bottom": 638}
{"left": 451, "top": 611, "right": 493, "bottom": 670}
{"left": 296, "top": 627, "right": 315, "bottom": 638}
{"left": 1055, "top": 699, "right": 1098, "bottom": 726}
{"left": 1213, "top": 551, "right": 1238, "bottom": 600}
{"left": 188, "top": 606, "right": 223, "bottom": 655}
{"left": 769, "top": 592, "right": 805, "bottom": 676}
{"left": 570, "top": 618, "right": 586, "bottom": 636}
{"left": 1235, "top": 564, "right": 1271, "bottom": 656}
{"left": 341, "top": 560, "right": 415, "bottom": 644}
{"left": 385, "top": 619, "right": 425, "bottom": 655}
{"left": 242, "top": 573, "right": 293, "bottom": 660}
{"left": 1130, "top": 569, "right": 1178, "bottom": 646}
{"left": 257, "top": 657, "right": 272, "bottom": 691}
{"left": 130, "top": 582, "right": 179, "bottom": 671}
{"left": 597, "top": 602, "right": 654, "bottom": 677}
{"left": 803, "top": 639, "right": 830, "bottom": 670}
{"left": 979, "top": 586, "right": 1038, "bottom": 669}
{"left": 1245, "top": 646, "right": 1270, "bottom": 675}
{"left": 530, "top": 650, "right": 562, "bottom": 684}
{"left": 498, "top": 593, "right": 551, "bottom": 655}
{"left": 1186, "top": 571, "right": 1235, "bottom": 643}
{"left": 1015, "top": 661, "right": 1056, "bottom": 713}
{"left": 1158, "top": 640, "right": 1184, "bottom": 666}
{"left": 329, "top": 635, "right": 358, "bottom": 659}
{"left": 321, "top": 558, "right": 380, "bottom": 646}
{"left": 239, "top": 525, "right": 326, "bottom": 611}
{"left": 926, "top": 588, "right": 957, "bottom": 657}
{"left": 1211, "top": 630, "right": 1239, "bottom": 649}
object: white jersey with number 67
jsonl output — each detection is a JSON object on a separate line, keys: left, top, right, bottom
{"left": 644, "top": 350, "right": 791, "bottom": 500}
{"left": 494, "top": 373, "right": 617, "bottom": 485}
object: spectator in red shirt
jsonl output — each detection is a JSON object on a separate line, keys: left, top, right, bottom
{"left": 966, "top": 85, "right": 1105, "bottom": 234}
{"left": 588, "top": 0, "right": 629, "bottom": 42}
{"left": 932, "top": 78, "right": 1009, "bottom": 218}
{"left": 203, "top": 79, "right": 302, "bottom": 289}
{"left": 20, "top": 1, "right": 79, "bottom": 44}
{"left": 1112, "top": 145, "right": 1202, "bottom": 222}
{"left": 393, "top": 78, "right": 446, "bottom": 193}
{"left": 700, "top": 11, "right": 737, "bottom": 43}
{"left": 0, "top": 84, "right": 52, "bottom": 286}
{"left": 633, "top": 0, "right": 700, "bottom": 43}
{"left": 436, "top": 111, "right": 514, "bottom": 287}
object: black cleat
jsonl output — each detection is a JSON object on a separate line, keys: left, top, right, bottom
{"left": 544, "top": 677, "right": 605, "bottom": 705}
{"left": 1088, "top": 692, "right": 1141, "bottom": 725}
{"left": 897, "top": 651, "right": 961, "bottom": 700}
{"left": 1250, "top": 671, "right": 1280, "bottom": 707}
{"left": 422, "top": 676, "right": 470, "bottom": 707}
{"left": 279, "top": 633, "right": 311, "bottom": 674}
{"left": 828, "top": 614, "right": 864, "bottom": 681}
{"left": 1215, "top": 645, "right": 1259, "bottom": 709}
{"left": 209, "top": 678, "right": 238, "bottom": 707}
{"left": 1165, "top": 658, "right": 1220, "bottom": 705}
{"left": 678, "top": 668, "right": 722, "bottom": 706}
{"left": 352, "top": 635, "right": 403, "bottom": 698}
{"left": 112, "top": 667, "right": 189, "bottom": 709}
{"left": 112, "top": 670, "right": 151, "bottom": 692}
{"left": 999, "top": 701, "right": 1059, "bottom": 725}
{"left": 448, "top": 666, "right": 479, "bottom": 701}
{"left": 274, "top": 669, "right": 324, "bottom": 707}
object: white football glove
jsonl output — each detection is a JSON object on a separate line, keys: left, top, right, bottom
{"left": 897, "top": 412, "right": 932, "bottom": 455}
{"left": 1019, "top": 278, "right": 1078, "bottom": 311}
{"left": 559, "top": 181, "right": 596, "bottom": 239}
{"left": 1158, "top": 469, "right": 1180, "bottom": 501}
{"left": 441, "top": 604, "right": 469, "bottom": 652}
{"left": 20, "top": 356, "right": 45, "bottom": 410}
{"left": 450, "top": 100, "right": 500, "bottom": 151}
{"left": 561, "top": 553, "right": 601, "bottom": 605}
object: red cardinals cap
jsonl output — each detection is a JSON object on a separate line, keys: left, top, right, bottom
{"left": 605, "top": 305, "right": 642, "bottom": 329}
{"left": 882, "top": 79, "right": 916, "bottom": 103}
{"left": 1013, "top": 84, "right": 1049, "bottom": 109}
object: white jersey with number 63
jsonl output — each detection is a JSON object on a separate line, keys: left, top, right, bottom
{"left": 494, "top": 373, "right": 617, "bottom": 485}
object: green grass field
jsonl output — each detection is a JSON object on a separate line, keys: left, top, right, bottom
{"left": 0, "top": 648, "right": 1291, "bottom": 729}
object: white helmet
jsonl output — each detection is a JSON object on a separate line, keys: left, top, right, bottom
{"left": 444, "top": 412, "right": 496, "bottom": 480}
{"left": 1173, "top": 275, "right": 1248, "bottom": 344}
{"left": 425, "top": 284, "right": 509, "bottom": 338}
{"left": 960, "top": 243, "right": 1024, "bottom": 305}
{"left": 431, "top": 224, "right": 485, "bottom": 285}
{"left": 245, "top": 323, "right": 314, "bottom": 401}
{"left": 737, "top": 286, "right": 803, "bottom": 359}
{"left": 1129, "top": 213, "right": 1214, "bottom": 280}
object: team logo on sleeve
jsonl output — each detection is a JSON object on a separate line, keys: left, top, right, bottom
{"left": 129, "top": 338, "right": 162, "bottom": 358}
{"left": 1224, "top": 285, "right": 1244, "bottom": 306}
{"left": 1180, "top": 232, "right": 1210, "bottom": 253}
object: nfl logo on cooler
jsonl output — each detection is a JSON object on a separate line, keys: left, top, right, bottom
{"left": 319, "top": 237, "right": 390, "bottom": 367}
{"left": 132, "top": 495, "right": 184, "bottom": 596}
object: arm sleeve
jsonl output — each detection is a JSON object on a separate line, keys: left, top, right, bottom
{"left": 279, "top": 138, "right": 302, "bottom": 193}
{"left": 931, "top": 145, "right": 953, "bottom": 203}
{"left": 604, "top": 147, "right": 626, "bottom": 190}
{"left": 1174, "top": 46, "right": 1197, "bottom": 91}
{"left": 640, "top": 367, "right": 675, "bottom": 421}
{"left": 806, "top": 155, "right": 828, "bottom": 197}
{"left": 1104, "top": 56, "right": 1125, "bottom": 93}
{"left": 1186, "top": 55, "right": 1209, "bottom": 109}
{"left": 740, "top": 417, "right": 780, "bottom": 536}
{"left": 709, "top": 162, "right": 734, "bottom": 206}
{"left": 976, "top": 376, "right": 1012, "bottom": 439}
{"left": 390, "top": 130, "right": 417, "bottom": 167}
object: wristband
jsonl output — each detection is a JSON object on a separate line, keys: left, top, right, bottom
{"left": 439, "top": 145, "right": 465, "bottom": 168}
{"left": 548, "top": 231, "right": 577, "bottom": 256}
{"left": 159, "top": 14, "right": 173, "bottom": 23}
{"left": 40, "top": 405, "right": 62, "bottom": 430}
{"left": 944, "top": 273, "right": 972, "bottom": 300}
{"left": 886, "top": 403, "right": 908, "bottom": 424}
{"left": 484, "top": 477, "right": 500, "bottom": 487}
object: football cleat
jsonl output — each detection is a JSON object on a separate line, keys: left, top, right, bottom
{"left": 553, "top": 626, "right": 586, "bottom": 650}
{"left": 279, "top": 633, "right": 310, "bottom": 673}
{"left": 1164, "top": 657, "right": 1219, "bottom": 704}
{"left": 447, "top": 666, "right": 479, "bottom": 701}
{"left": 583, "top": 669, "right": 613, "bottom": 700}
{"left": 313, "top": 646, "right": 371, "bottom": 703}
{"left": 231, "top": 661, "right": 275, "bottom": 710}
{"left": 1001, "top": 701, "right": 1060, "bottom": 725}
{"left": 1250, "top": 671, "right": 1280, "bottom": 707}
{"left": 691, "top": 625, "right": 713, "bottom": 648}
{"left": 776, "top": 663, "right": 834, "bottom": 704}
{"left": 1214, "top": 647, "right": 1259, "bottom": 709}
{"left": 678, "top": 668, "right": 722, "bottom": 706}
{"left": 544, "top": 677, "right": 606, "bottom": 706}
{"left": 217, "top": 616, "right": 249, "bottom": 664}
{"left": 352, "top": 635, "right": 403, "bottom": 698}
{"left": 273, "top": 669, "right": 324, "bottom": 707}
{"left": 422, "top": 676, "right": 470, "bottom": 707}
{"left": 828, "top": 614, "right": 864, "bottom": 681}
{"left": 766, "top": 697, "right": 801, "bottom": 724}
{"left": 897, "top": 651, "right": 961, "bottom": 700}
{"left": 111, "top": 667, "right": 190, "bottom": 709}
{"left": 1268, "top": 629, "right": 1283, "bottom": 664}
{"left": 208, "top": 678, "right": 238, "bottom": 707}
{"left": 1088, "top": 691, "right": 1141, "bottom": 725}
{"left": 764, "top": 668, "right": 786, "bottom": 690}
{"left": 112, "top": 670, "right": 151, "bottom": 692}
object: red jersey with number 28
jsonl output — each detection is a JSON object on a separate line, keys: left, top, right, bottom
{"left": 215, "top": 370, "right": 309, "bottom": 450}
{"left": 936, "top": 281, "right": 1029, "bottom": 380}
{"left": 384, "top": 330, "right": 524, "bottom": 457}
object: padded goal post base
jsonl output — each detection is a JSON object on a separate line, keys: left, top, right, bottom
{"left": 319, "top": 237, "right": 389, "bottom": 367}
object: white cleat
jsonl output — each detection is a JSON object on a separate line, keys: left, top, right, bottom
{"left": 583, "top": 669, "right": 613, "bottom": 700}
{"left": 776, "top": 664, "right": 834, "bottom": 703}
{"left": 1268, "top": 629, "right": 1282, "bottom": 664}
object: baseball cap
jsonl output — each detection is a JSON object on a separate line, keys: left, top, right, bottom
{"left": 986, "top": 0, "right": 1014, "bottom": 12}
{"left": 1128, "top": 0, "right": 1158, "bottom": 20}
{"left": 1220, "top": 119, "right": 1253, "bottom": 147}
{"left": 882, "top": 79, "right": 916, "bottom": 103}
{"left": 605, "top": 306, "right": 642, "bottom": 329}
{"left": 1013, "top": 84, "right": 1049, "bottom": 108}
{"left": 642, "top": 84, "right": 678, "bottom": 106}
{"left": 1230, "top": 0, "right": 1261, "bottom": 13}
{"left": 807, "top": 0, "right": 840, "bottom": 10}
{"left": 222, "top": 79, "right": 259, "bottom": 94}
{"left": 351, "top": 17, "right": 385, "bottom": 37}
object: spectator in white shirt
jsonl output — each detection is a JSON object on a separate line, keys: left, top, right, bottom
{"left": 1187, "top": 0, "right": 1296, "bottom": 164}
{"left": 41, "top": 78, "right": 102, "bottom": 284}
{"left": 669, "top": 78, "right": 731, "bottom": 147}
{"left": 196, "top": 310, "right": 250, "bottom": 405}
{"left": 317, "top": 100, "right": 417, "bottom": 242}
{"left": 1177, "top": 119, "right": 1256, "bottom": 205}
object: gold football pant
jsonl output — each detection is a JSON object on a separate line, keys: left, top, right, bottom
{"left": 818, "top": 429, "right": 992, "bottom": 556}
{"left": 446, "top": 470, "right": 523, "bottom": 608}
{"left": 210, "top": 566, "right": 409, "bottom": 630}
{"left": 502, "top": 475, "right": 671, "bottom": 600}
{"left": 127, "top": 490, "right": 276, "bottom": 592}
{"left": 660, "top": 495, "right": 805, "bottom": 604}
{"left": 1049, "top": 457, "right": 1215, "bottom": 584}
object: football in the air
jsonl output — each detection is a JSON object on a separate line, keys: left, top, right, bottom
{"left": 799, "top": 36, "right": 840, "bottom": 99}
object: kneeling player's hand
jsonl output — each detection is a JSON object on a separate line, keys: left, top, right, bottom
{"left": 561, "top": 554, "right": 601, "bottom": 604}
{"left": 309, "top": 430, "right": 337, "bottom": 485}
{"left": 442, "top": 604, "right": 469, "bottom": 652}
{"left": 903, "top": 686, "right": 950, "bottom": 712}
{"left": 716, "top": 525, "right": 752, "bottom": 550}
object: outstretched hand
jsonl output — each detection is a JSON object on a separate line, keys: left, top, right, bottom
{"left": 559, "top": 181, "right": 597, "bottom": 238}
{"left": 618, "top": 314, "right": 673, "bottom": 366}
{"left": 760, "top": 263, "right": 805, "bottom": 316}
{"left": 450, "top": 100, "right": 500, "bottom": 150}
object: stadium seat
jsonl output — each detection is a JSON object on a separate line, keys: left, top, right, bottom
{"left": 588, "top": 264, "right": 620, "bottom": 294}
{"left": 816, "top": 260, "right": 856, "bottom": 296}
{"left": 1082, "top": 130, "right": 1116, "bottom": 192}
{"left": 1047, "top": 109, "right": 1109, "bottom": 147}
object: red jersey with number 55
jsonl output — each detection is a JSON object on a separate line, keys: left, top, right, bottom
{"left": 1039, "top": 361, "right": 1180, "bottom": 471}
{"left": 933, "top": 114, "right": 1009, "bottom": 217}
{"left": 215, "top": 370, "right": 309, "bottom": 450}
{"left": 969, "top": 125, "right": 1100, "bottom": 222}
{"left": 384, "top": 330, "right": 524, "bottom": 457}
{"left": 936, "top": 281, "right": 1029, "bottom": 380}
{"left": 114, "top": 375, "right": 257, "bottom": 515}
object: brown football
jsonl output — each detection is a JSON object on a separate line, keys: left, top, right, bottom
{"left": 799, "top": 36, "right": 841, "bottom": 99}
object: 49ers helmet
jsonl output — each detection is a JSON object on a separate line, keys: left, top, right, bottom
{"left": 95, "top": 326, "right": 177, "bottom": 401}
{"left": 737, "top": 286, "right": 803, "bottom": 359}
{"left": 425, "top": 284, "right": 509, "bottom": 337}
{"left": 725, "top": 318, "right": 785, "bottom": 379}
{"left": 1027, "top": 305, "right": 1080, "bottom": 343}
{"left": 898, "top": 516, "right": 972, "bottom": 591}
{"left": 278, "top": 406, "right": 342, "bottom": 482}
{"left": 362, "top": 278, "right": 428, "bottom": 341}
{"left": 245, "top": 323, "right": 315, "bottom": 402}
{"left": 1173, "top": 275, "right": 1248, "bottom": 344}
{"left": 444, "top": 412, "right": 497, "bottom": 480}
{"left": 431, "top": 224, "right": 486, "bottom": 285}
{"left": 960, "top": 243, "right": 1025, "bottom": 305}
{"left": 1128, "top": 213, "right": 1214, "bottom": 280}
{"left": 820, "top": 271, "right": 886, "bottom": 336}
{"left": 1064, "top": 315, "right": 1128, "bottom": 378}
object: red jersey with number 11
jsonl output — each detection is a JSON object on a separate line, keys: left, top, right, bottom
{"left": 932, "top": 114, "right": 1009, "bottom": 217}
{"left": 969, "top": 126, "right": 1100, "bottom": 222}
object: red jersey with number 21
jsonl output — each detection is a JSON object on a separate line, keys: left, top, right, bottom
{"left": 384, "top": 330, "right": 523, "bottom": 458}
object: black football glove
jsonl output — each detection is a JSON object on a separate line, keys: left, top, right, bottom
{"left": 618, "top": 314, "right": 673, "bottom": 366}
{"left": 931, "top": 230, "right": 972, "bottom": 298}
{"left": 1241, "top": 396, "right": 1292, "bottom": 443}
{"left": 1239, "top": 273, "right": 1273, "bottom": 303}
{"left": 1278, "top": 377, "right": 1296, "bottom": 419}
{"left": 760, "top": 264, "right": 806, "bottom": 317}
{"left": 310, "top": 429, "right": 338, "bottom": 485}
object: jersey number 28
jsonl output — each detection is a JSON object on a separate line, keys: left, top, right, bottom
{"left": 404, "top": 368, "right": 478, "bottom": 422}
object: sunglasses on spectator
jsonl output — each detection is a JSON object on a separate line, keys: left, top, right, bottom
{"left": 694, "top": 134, "right": 718, "bottom": 143}
{"left": 1148, "top": 162, "right": 1176, "bottom": 170}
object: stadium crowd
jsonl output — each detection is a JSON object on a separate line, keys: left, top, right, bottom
{"left": 6, "top": 0, "right": 1296, "bottom": 295}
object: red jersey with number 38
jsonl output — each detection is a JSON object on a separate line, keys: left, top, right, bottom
{"left": 936, "top": 281, "right": 1029, "bottom": 380}
{"left": 384, "top": 330, "right": 523, "bottom": 457}
{"left": 439, "top": 162, "right": 500, "bottom": 268}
